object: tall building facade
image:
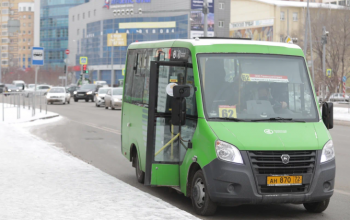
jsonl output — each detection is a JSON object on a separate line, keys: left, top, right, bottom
{"left": 18, "top": 2, "right": 34, "bottom": 69}
{"left": 40, "top": 0, "right": 88, "bottom": 69}
{"left": 0, "top": 0, "right": 34, "bottom": 75}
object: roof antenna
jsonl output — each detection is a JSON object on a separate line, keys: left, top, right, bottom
{"left": 195, "top": 37, "right": 200, "bottom": 41}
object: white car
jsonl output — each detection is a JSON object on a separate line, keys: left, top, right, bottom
{"left": 25, "top": 85, "right": 52, "bottom": 97}
{"left": 46, "top": 87, "right": 71, "bottom": 105}
{"left": 95, "top": 87, "right": 110, "bottom": 107}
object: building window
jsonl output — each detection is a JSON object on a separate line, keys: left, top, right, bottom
{"left": 28, "top": 15, "right": 31, "bottom": 19}
{"left": 2, "top": 39, "right": 8, "bottom": 43}
{"left": 28, "top": 46, "right": 30, "bottom": 49}
{"left": 2, "top": 9, "right": 9, "bottom": 14}
{"left": 23, "top": 7, "right": 26, "bottom": 11}
{"left": 28, "top": 7, "right": 32, "bottom": 11}
{"left": 28, "top": 31, "right": 31, "bottom": 34}
{"left": 23, "top": 23, "right": 26, "bottom": 27}
{"left": 23, "top": 46, "right": 25, "bottom": 49}
{"left": 218, "top": 20, "right": 224, "bottom": 27}
{"left": 2, "top": 53, "right": 8, "bottom": 58}
{"left": 2, "top": 31, "right": 8, "bottom": 36}
{"left": 2, "top": 2, "right": 9, "bottom": 7}
{"left": 1, "top": 46, "right": 8, "bottom": 50}
{"left": 293, "top": 12, "right": 298, "bottom": 21}
{"left": 1, "top": 61, "right": 8, "bottom": 65}
{"left": 88, "top": 11, "right": 90, "bottom": 18}
{"left": 280, "top": 36, "right": 284, "bottom": 42}
{"left": 280, "top": 11, "right": 285, "bottom": 21}
{"left": 28, "top": 23, "right": 32, "bottom": 27}
{"left": 23, "top": 31, "right": 26, "bottom": 34}
{"left": 78, "top": 14, "right": 80, "bottom": 20}
{"left": 23, "top": 15, "right": 26, "bottom": 19}
{"left": 72, "top": 15, "right": 74, "bottom": 21}
{"left": 83, "top": 13, "right": 85, "bottom": 19}
{"left": 23, "top": 39, "right": 26, "bottom": 42}
{"left": 94, "top": 9, "right": 96, "bottom": 16}
{"left": 77, "top": 29, "right": 80, "bottom": 35}
{"left": 219, "top": 3, "right": 224, "bottom": 9}
{"left": 28, "top": 39, "right": 31, "bottom": 42}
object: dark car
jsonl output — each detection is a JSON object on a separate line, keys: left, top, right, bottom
{"left": 66, "top": 85, "right": 79, "bottom": 97}
{"left": 73, "top": 84, "right": 101, "bottom": 102}
{"left": 3, "top": 84, "right": 20, "bottom": 95}
{"left": 0, "top": 83, "right": 5, "bottom": 94}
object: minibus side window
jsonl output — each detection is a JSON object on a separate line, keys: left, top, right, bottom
{"left": 124, "top": 50, "right": 136, "bottom": 103}
{"left": 131, "top": 50, "right": 146, "bottom": 104}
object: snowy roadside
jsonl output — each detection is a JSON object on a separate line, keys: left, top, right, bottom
{"left": 0, "top": 123, "right": 200, "bottom": 220}
{"left": 0, "top": 103, "right": 59, "bottom": 124}
{"left": 334, "top": 107, "right": 350, "bottom": 122}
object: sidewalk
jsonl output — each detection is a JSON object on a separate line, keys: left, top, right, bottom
{"left": 334, "top": 107, "right": 350, "bottom": 122}
{"left": 0, "top": 124, "right": 199, "bottom": 220}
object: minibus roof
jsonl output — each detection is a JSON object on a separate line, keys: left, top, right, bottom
{"left": 128, "top": 39, "right": 304, "bottom": 57}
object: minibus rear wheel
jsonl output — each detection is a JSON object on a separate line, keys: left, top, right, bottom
{"left": 135, "top": 153, "right": 145, "bottom": 183}
{"left": 191, "top": 170, "right": 217, "bottom": 216}
{"left": 303, "top": 199, "right": 330, "bottom": 213}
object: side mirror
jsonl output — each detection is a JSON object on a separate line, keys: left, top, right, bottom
{"left": 171, "top": 85, "right": 190, "bottom": 126}
{"left": 173, "top": 85, "right": 190, "bottom": 99}
{"left": 322, "top": 102, "right": 334, "bottom": 129}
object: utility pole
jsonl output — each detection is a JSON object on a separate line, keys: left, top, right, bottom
{"left": 203, "top": 0, "right": 208, "bottom": 37}
{"left": 322, "top": 26, "right": 328, "bottom": 100}
{"left": 307, "top": 0, "right": 315, "bottom": 84}
{"left": 111, "top": 19, "right": 115, "bottom": 88}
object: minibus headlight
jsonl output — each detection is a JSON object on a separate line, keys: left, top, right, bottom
{"left": 321, "top": 140, "right": 335, "bottom": 163}
{"left": 73, "top": 91, "right": 77, "bottom": 94}
{"left": 87, "top": 91, "right": 93, "bottom": 95}
{"left": 215, "top": 140, "right": 243, "bottom": 164}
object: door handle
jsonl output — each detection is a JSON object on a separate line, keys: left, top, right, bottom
{"left": 127, "top": 123, "right": 131, "bottom": 127}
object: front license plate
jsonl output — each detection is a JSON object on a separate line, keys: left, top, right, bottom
{"left": 79, "top": 94, "right": 84, "bottom": 96}
{"left": 267, "top": 176, "right": 302, "bottom": 186}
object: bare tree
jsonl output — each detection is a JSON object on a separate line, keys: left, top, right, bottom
{"left": 309, "top": 7, "right": 350, "bottom": 99}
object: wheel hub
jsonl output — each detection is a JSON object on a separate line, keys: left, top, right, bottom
{"left": 193, "top": 178, "right": 205, "bottom": 208}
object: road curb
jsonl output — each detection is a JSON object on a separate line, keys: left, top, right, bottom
{"left": 28, "top": 114, "right": 60, "bottom": 123}
{"left": 334, "top": 120, "right": 350, "bottom": 127}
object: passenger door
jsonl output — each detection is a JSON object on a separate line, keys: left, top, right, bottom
{"left": 144, "top": 58, "right": 194, "bottom": 186}
{"left": 105, "top": 89, "right": 111, "bottom": 107}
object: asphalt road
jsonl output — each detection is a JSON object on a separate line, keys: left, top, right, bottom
{"left": 28, "top": 100, "right": 350, "bottom": 220}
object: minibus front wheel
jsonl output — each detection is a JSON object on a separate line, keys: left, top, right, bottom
{"left": 191, "top": 170, "right": 217, "bottom": 216}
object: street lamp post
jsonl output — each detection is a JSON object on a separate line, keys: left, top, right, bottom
{"left": 321, "top": 27, "right": 328, "bottom": 100}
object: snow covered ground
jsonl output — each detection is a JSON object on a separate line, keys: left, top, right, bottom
{"left": 0, "top": 103, "right": 59, "bottom": 123}
{"left": 0, "top": 123, "right": 199, "bottom": 220}
{"left": 334, "top": 107, "right": 350, "bottom": 122}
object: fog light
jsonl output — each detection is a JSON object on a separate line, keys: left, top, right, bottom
{"left": 323, "top": 182, "right": 331, "bottom": 190}
{"left": 227, "top": 184, "right": 235, "bottom": 193}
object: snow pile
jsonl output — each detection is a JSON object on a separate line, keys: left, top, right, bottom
{"left": 334, "top": 107, "right": 350, "bottom": 122}
{"left": 0, "top": 103, "right": 58, "bottom": 123}
{"left": 0, "top": 124, "right": 199, "bottom": 220}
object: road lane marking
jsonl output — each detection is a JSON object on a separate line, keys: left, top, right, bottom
{"left": 71, "top": 120, "right": 121, "bottom": 135}
{"left": 335, "top": 189, "right": 350, "bottom": 196}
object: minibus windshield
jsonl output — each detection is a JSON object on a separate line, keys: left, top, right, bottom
{"left": 198, "top": 54, "right": 318, "bottom": 122}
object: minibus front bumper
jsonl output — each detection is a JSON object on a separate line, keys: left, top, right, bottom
{"left": 202, "top": 151, "right": 335, "bottom": 206}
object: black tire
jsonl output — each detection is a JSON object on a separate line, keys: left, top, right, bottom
{"left": 74, "top": 99, "right": 78, "bottom": 102}
{"left": 68, "top": 100, "right": 70, "bottom": 104}
{"left": 135, "top": 153, "right": 145, "bottom": 183}
{"left": 91, "top": 96, "right": 95, "bottom": 102}
{"left": 303, "top": 199, "right": 330, "bottom": 213}
{"left": 85, "top": 99, "right": 89, "bottom": 102}
{"left": 96, "top": 103, "right": 100, "bottom": 107}
{"left": 191, "top": 170, "right": 217, "bottom": 216}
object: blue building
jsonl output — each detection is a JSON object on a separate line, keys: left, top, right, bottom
{"left": 68, "top": 0, "right": 192, "bottom": 85}
{"left": 40, "top": 0, "right": 89, "bottom": 69}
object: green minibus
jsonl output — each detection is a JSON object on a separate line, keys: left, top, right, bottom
{"left": 121, "top": 38, "right": 335, "bottom": 216}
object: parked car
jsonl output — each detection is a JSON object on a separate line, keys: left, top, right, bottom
{"left": 95, "top": 87, "right": 110, "bottom": 107}
{"left": 27, "top": 84, "right": 35, "bottom": 90}
{"left": 105, "top": 87, "right": 123, "bottom": 110}
{"left": 13, "top": 80, "right": 25, "bottom": 91}
{"left": 3, "top": 84, "right": 20, "bottom": 95}
{"left": 329, "top": 93, "right": 349, "bottom": 102}
{"left": 46, "top": 87, "right": 71, "bottom": 105}
{"left": 73, "top": 84, "right": 101, "bottom": 102}
{"left": 25, "top": 85, "right": 52, "bottom": 97}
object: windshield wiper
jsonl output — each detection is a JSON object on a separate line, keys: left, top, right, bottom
{"left": 210, "top": 117, "right": 249, "bottom": 122}
{"left": 251, "top": 117, "right": 305, "bottom": 122}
